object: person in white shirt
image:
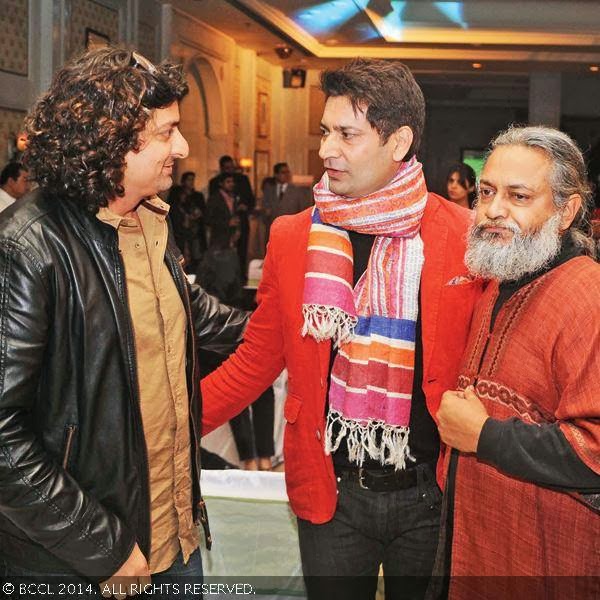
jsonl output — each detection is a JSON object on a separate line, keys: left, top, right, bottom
{"left": 0, "top": 161, "right": 29, "bottom": 211}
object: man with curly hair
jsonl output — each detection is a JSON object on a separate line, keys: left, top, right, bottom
{"left": 0, "top": 48, "right": 246, "bottom": 597}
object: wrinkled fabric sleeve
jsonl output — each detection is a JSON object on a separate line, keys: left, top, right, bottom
{"left": 0, "top": 240, "right": 135, "bottom": 580}
{"left": 477, "top": 418, "right": 600, "bottom": 491}
{"left": 201, "top": 226, "right": 286, "bottom": 435}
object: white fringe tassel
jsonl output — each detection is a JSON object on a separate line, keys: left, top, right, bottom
{"left": 301, "top": 305, "right": 357, "bottom": 347}
{"left": 324, "top": 409, "right": 414, "bottom": 471}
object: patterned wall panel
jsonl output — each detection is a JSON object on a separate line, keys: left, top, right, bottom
{"left": 137, "top": 22, "right": 157, "bottom": 63}
{"left": 0, "top": 107, "right": 26, "bottom": 164}
{"left": 70, "top": 0, "right": 119, "bottom": 58}
{"left": 0, "top": 0, "right": 29, "bottom": 75}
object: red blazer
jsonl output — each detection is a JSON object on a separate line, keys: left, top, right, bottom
{"left": 202, "top": 193, "right": 482, "bottom": 524}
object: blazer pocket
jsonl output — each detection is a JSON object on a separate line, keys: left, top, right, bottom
{"left": 284, "top": 394, "right": 302, "bottom": 424}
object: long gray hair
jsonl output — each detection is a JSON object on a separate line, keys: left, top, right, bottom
{"left": 488, "top": 125, "right": 595, "bottom": 255}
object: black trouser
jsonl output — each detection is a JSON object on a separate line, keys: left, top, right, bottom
{"left": 297, "top": 462, "right": 442, "bottom": 600}
{"left": 229, "top": 386, "right": 275, "bottom": 460}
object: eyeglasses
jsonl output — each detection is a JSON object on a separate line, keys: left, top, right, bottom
{"left": 130, "top": 51, "right": 158, "bottom": 75}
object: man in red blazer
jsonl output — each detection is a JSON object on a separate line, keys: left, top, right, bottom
{"left": 202, "top": 59, "right": 481, "bottom": 600}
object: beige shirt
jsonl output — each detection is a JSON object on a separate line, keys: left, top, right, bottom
{"left": 97, "top": 196, "right": 198, "bottom": 573}
{"left": 0, "top": 188, "right": 15, "bottom": 212}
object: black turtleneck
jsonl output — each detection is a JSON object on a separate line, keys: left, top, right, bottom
{"left": 477, "top": 234, "right": 600, "bottom": 493}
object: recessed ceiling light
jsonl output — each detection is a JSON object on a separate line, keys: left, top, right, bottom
{"left": 590, "top": 65, "right": 599, "bottom": 72}
{"left": 325, "top": 38, "right": 339, "bottom": 45}
{"left": 472, "top": 62, "right": 482, "bottom": 69}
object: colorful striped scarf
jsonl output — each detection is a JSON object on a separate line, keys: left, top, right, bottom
{"left": 302, "top": 158, "right": 427, "bottom": 469}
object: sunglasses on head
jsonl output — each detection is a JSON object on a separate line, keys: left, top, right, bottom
{"left": 129, "top": 51, "right": 158, "bottom": 75}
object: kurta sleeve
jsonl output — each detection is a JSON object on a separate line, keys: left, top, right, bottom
{"left": 477, "top": 418, "right": 600, "bottom": 492}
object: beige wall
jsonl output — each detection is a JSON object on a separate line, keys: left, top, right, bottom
{"left": 167, "top": 5, "right": 326, "bottom": 197}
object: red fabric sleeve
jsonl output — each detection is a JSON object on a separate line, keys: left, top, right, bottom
{"left": 200, "top": 230, "right": 286, "bottom": 435}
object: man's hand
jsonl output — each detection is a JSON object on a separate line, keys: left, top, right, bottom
{"left": 100, "top": 543, "right": 150, "bottom": 599}
{"left": 437, "top": 386, "right": 489, "bottom": 453}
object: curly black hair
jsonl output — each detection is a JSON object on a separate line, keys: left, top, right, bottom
{"left": 23, "top": 47, "right": 188, "bottom": 213}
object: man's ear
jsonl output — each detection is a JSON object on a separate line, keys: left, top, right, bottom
{"left": 390, "top": 126, "right": 414, "bottom": 162}
{"left": 560, "top": 193, "right": 582, "bottom": 231}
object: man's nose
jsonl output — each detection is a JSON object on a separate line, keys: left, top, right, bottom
{"left": 319, "top": 133, "right": 340, "bottom": 161}
{"left": 172, "top": 128, "right": 189, "bottom": 159}
{"left": 484, "top": 193, "right": 509, "bottom": 220}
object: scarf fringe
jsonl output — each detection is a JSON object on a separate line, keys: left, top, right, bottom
{"left": 324, "top": 409, "right": 414, "bottom": 471}
{"left": 301, "top": 305, "right": 357, "bottom": 346}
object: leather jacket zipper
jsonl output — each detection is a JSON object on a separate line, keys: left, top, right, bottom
{"left": 62, "top": 425, "right": 77, "bottom": 470}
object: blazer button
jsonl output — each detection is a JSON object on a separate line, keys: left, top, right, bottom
{"left": 316, "top": 429, "right": 321, "bottom": 441}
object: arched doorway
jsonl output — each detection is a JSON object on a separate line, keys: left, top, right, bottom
{"left": 177, "top": 57, "right": 227, "bottom": 194}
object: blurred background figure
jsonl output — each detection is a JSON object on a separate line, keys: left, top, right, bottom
{"left": 209, "top": 155, "right": 255, "bottom": 275}
{"left": 0, "top": 161, "right": 29, "bottom": 212}
{"left": 206, "top": 172, "right": 241, "bottom": 250}
{"left": 167, "top": 171, "right": 206, "bottom": 272}
{"left": 445, "top": 162, "right": 477, "bottom": 209}
{"left": 262, "top": 162, "right": 312, "bottom": 240}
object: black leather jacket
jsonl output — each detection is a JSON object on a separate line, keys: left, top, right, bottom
{"left": 0, "top": 191, "right": 247, "bottom": 579}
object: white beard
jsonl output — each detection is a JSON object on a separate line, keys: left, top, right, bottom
{"left": 465, "top": 212, "right": 562, "bottom": 282}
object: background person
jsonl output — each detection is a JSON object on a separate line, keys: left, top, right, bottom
{"left": 0, "top": 161, "right": 29, "bottom": 211}
{"left": 445, "top": 162, "right": 476, "bottom": 209}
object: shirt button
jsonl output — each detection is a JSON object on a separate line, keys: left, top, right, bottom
{"left": 315, "top": 429, "right": 321, "bottom": 441}
{"left": 135, "top": 242, "right": 141, "bottom": 249}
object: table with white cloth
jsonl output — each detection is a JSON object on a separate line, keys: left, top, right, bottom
{"left": 199, "top": 469, "right": 305, "bottom": 599}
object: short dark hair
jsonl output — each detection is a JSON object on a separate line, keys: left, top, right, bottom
{"left": 24, "top": 47, "right": 188, "bottom": 213}
{"left": 181, "top": 171, "right": 195, "bottom": 182}
{"left": 446, "top": 162, "right": 477, "bottom": 207}
{"left": 219, "top": 155, "right": 234, "bottom": 169}
{"left": 217, "top": 172, "right": 234, "bottom": 186}
{"left": 273, "top": 162, "right": 289, "bottom": 175}
{"left": 0, "top": 161, "right": 25, "bottom": 186}
{"left": 320, "top": 58, "right": 425, "bottom": 157}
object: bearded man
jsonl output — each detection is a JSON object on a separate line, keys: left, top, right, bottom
{"left": 436, "top": 125, "right": 600, "bottom": 599}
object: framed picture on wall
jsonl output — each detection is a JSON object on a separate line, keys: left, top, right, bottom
{"left": 257, "top": 92, "right": 270, "bottom": 138}
{"left": 254, "top": 150, "right": 270, "bottom": 195}
{"left": 85, "top": 28, "right": 110, "bottom": 50}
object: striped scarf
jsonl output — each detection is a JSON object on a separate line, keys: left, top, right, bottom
{"left": 302, "top": 158, "right": 427, "bottom": 469}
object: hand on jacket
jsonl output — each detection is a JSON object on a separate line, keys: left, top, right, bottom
{"left": 437, "top": 386, "right": 489, "bottom": 453}
{"left": 100, "top": 543, "right": 150, "bottom": 599}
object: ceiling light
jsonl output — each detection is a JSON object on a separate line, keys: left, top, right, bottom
{"left": 472, "top": 62, "right": 482, "bottom": 69}
{"left": 275, "top": 45, "right": 293, "bottom": 59}
{"left": 590, "top": 65, "right": 599, "bottom": 72}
